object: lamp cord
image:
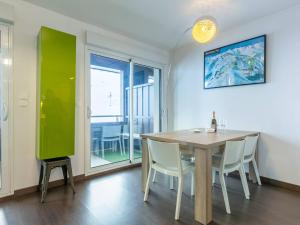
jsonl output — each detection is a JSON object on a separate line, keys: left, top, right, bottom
{"left": 165, "top": 25, "right": 193, "bottom": 131}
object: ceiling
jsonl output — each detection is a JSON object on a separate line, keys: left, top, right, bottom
{"left": 23, "top": 0, "right": 300, "bottom": 50}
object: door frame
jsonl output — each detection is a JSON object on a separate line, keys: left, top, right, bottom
{"left": 0, "top": 22, "right": 14, "bottom": 197}
{"left": 84, "top": 46, "right": 165, "bottom": 176}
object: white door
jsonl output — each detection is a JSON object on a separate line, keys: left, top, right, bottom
{"left": 0, "top": 22, "right": 13, "bottom": 197}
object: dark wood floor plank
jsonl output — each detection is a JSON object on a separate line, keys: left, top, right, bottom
{"left": 0, "top": 167, "right": 299, "bottom": 225}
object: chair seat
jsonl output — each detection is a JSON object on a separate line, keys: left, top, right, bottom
{"left": 244, "top": 154, "right": 252, "bottom": 162}
{"left": 181, "top": 154, "right": 195, "bottom": 163}
{"left": 102, "top": 136, "right": 121, "bottom": 141}
{"left": 214, "top": 152, "right": 254, "bottom": 165}
{"left": 153, "top": 160, "right": 194, "bottom": 176}
{"left": 121, "top": 133, "right": 140, "bottom": 139}
{"left": 212, "top": 154, "right": 240, "bottom": 172}
{"left": 213, "top": 152, "right": 223, "bottom": 158}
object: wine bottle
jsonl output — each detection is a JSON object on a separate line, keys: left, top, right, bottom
{"left": 211, "top": 111, "right": 217, "bottom": 132}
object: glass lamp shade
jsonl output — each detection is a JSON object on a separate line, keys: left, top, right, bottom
{"left": 192, "top": 17, "right": 217, "bottom": 44}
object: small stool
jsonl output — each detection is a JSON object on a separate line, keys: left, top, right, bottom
{"left": 39, "top": 156, "right": 75, "bottom": 203}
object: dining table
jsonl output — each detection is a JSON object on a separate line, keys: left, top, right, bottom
{"left": 141, "top": 128, "right": 259, "bottom": 225}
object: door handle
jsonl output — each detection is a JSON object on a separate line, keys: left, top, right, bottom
{"left": 2, "top": 103, "right": 8, "bottom": 121}
{"left": 87, "top": 106, "right": 91, "bottom": 119}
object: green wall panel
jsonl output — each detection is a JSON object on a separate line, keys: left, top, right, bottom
{"left": 36, "top": 26, "right": 76, "bottom": 160}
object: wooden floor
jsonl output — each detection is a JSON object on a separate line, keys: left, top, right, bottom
{"left": 0, "top": 167, "right": 300, "bottom": 225}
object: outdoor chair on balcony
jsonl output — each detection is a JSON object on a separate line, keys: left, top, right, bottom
{"left": 121, "top": 124, "right": 143, "bottom": 154}
{"left": 92, "top": 126, "right": 101, "bottom": 153}
{"left": 100, "top": 125, "right": 124, "bottom": 158}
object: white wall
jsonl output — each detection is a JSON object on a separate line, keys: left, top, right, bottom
{"left": 0, "top": 1, "right": 13, "bottom": 23}
{"left": 170, "top": 4, "right": 300, "bottom": 186}
{"left": 0, "top": 0, "right": 169, "bottom": 191}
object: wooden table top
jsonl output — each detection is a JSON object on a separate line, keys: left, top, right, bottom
{"left": 141, "top": 129, "right": 259, "bottom": 149}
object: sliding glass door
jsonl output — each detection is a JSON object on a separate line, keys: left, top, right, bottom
{"left": 86, "top": 51, "right": 161, "bottom": 172}
{"left": 132, "top": 64, "right": 161, "bottom": 160}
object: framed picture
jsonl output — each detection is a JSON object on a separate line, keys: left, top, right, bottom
{"left": 204, "top": 35, "right": 266, "bottom": 89}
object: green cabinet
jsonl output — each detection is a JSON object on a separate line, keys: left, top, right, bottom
{"left": 36, "top": 26, "right": 76, "bottom": 160}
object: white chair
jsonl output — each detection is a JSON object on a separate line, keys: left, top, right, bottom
{"left": 144, "top": 139, "right": 195, "bottom": 220}
{"left": 152, "top": 153, "right": 195, "bottom": 190}
{"left": 91, "top": 126, "right": 101, "bottom": 152}
{"left": 101, "top": 125, "right": 124, "bottom": 158}
{"left": 121, "top": 124, "right": 141, "bottom": 154}
{"left": 121, "top": 124, "right": 130, "bottom": 153}
{"left": 212, "top": 140, "right": 250, "bottom": 214}
{"left": 243, "top": 135, "right": 261, "bottom": 185}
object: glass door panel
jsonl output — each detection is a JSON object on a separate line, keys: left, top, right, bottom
{"left": 0, "top": 23, "right": 11, "bottom": 195}
{"left": 132, "top": 64, "right": 161, "bottom": 160}
{"left": 89, "top": 54, "right": 130, "bottom": 167}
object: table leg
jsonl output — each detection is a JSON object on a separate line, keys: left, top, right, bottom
{"left": 141, "top": 138, "right": 149, "bottom": 192}
{"left": 194, "top": 148, "right": 212, "bottom": 225}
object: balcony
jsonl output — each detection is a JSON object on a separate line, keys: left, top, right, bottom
{"left": 90, "top": 118, "right": 151, "bottom": 167}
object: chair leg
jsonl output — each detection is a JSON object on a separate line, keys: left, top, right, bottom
{"left": 96, "top": 139, "right": 99, "bottom": 152}
{"left": 92, "top": 139, "right": 95, "bottom": 152}
{"left": 175, "top": 177, "right": 183, "bottom": 220}
{"left": 144, "top": 168, "right": 152, "bottom": 201}
{"left": 62, "top": 165, "right": 68, "bottom": 185}
{"left": 112, "top": 141, "right": 115, "bottom": 152}
{"left": 101, "top": 141, "right": 104, "bottom": 158}
{"left": 121, "top": 137, "right": 126, "bottom": 155}
{"left": 212, "top": 168, "right": 216, "bottom": 185}
{"left": 41, "top": 166, "right": 50, "bottom": 203}
{"left": 170, "top": 176, "right": 174, "bottom": 190}
{"left": 191, "top": 172, "right": 195, "bottom": 196}
{"left": 118, "top": 138, "right": 123, "bottom": 155}
{"left": 66, "top": 160, "right": 76, "bottom": 194}
{"left": 152, "top": 170, "right": 156, "bottom": 183}
{"left": 219, "top": 173, "right": 231, "bottom": 214}
{"left": 239, "top": 166, "right": 250, "bottom": 199}
{"left": 252, "top": 159, "right": 262, "bottom": 186}
{"left": 38, "top": 164, "right": 44, "bottom": 191}
{"left": 127, "top": 138, "right": 130, "bottom": 152}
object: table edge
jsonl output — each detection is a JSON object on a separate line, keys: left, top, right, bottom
{"left": 140, "top": 130, "right": 260, "bottom": 149}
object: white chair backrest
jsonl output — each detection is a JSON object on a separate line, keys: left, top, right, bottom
{"left": 102, "top": 125, "right": 121, "bottom": 138}
{"left": 147, "top": 139, "right": 181, "bottom": 170}
{"left": 123, "top": 124, "right": 129, "bottom": 133}
{"left": 222, "top": 140, "right": 245, "bottom": 169}
{"left": 244, "top": 135, "right": 259, "bottom": 158}
{"left": 134, "top": 123, "right": 143, "bottom": 134}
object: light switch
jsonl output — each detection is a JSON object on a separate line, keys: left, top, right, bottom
{"left": 19, "top": 93, "right": 29, "bottom": 107}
